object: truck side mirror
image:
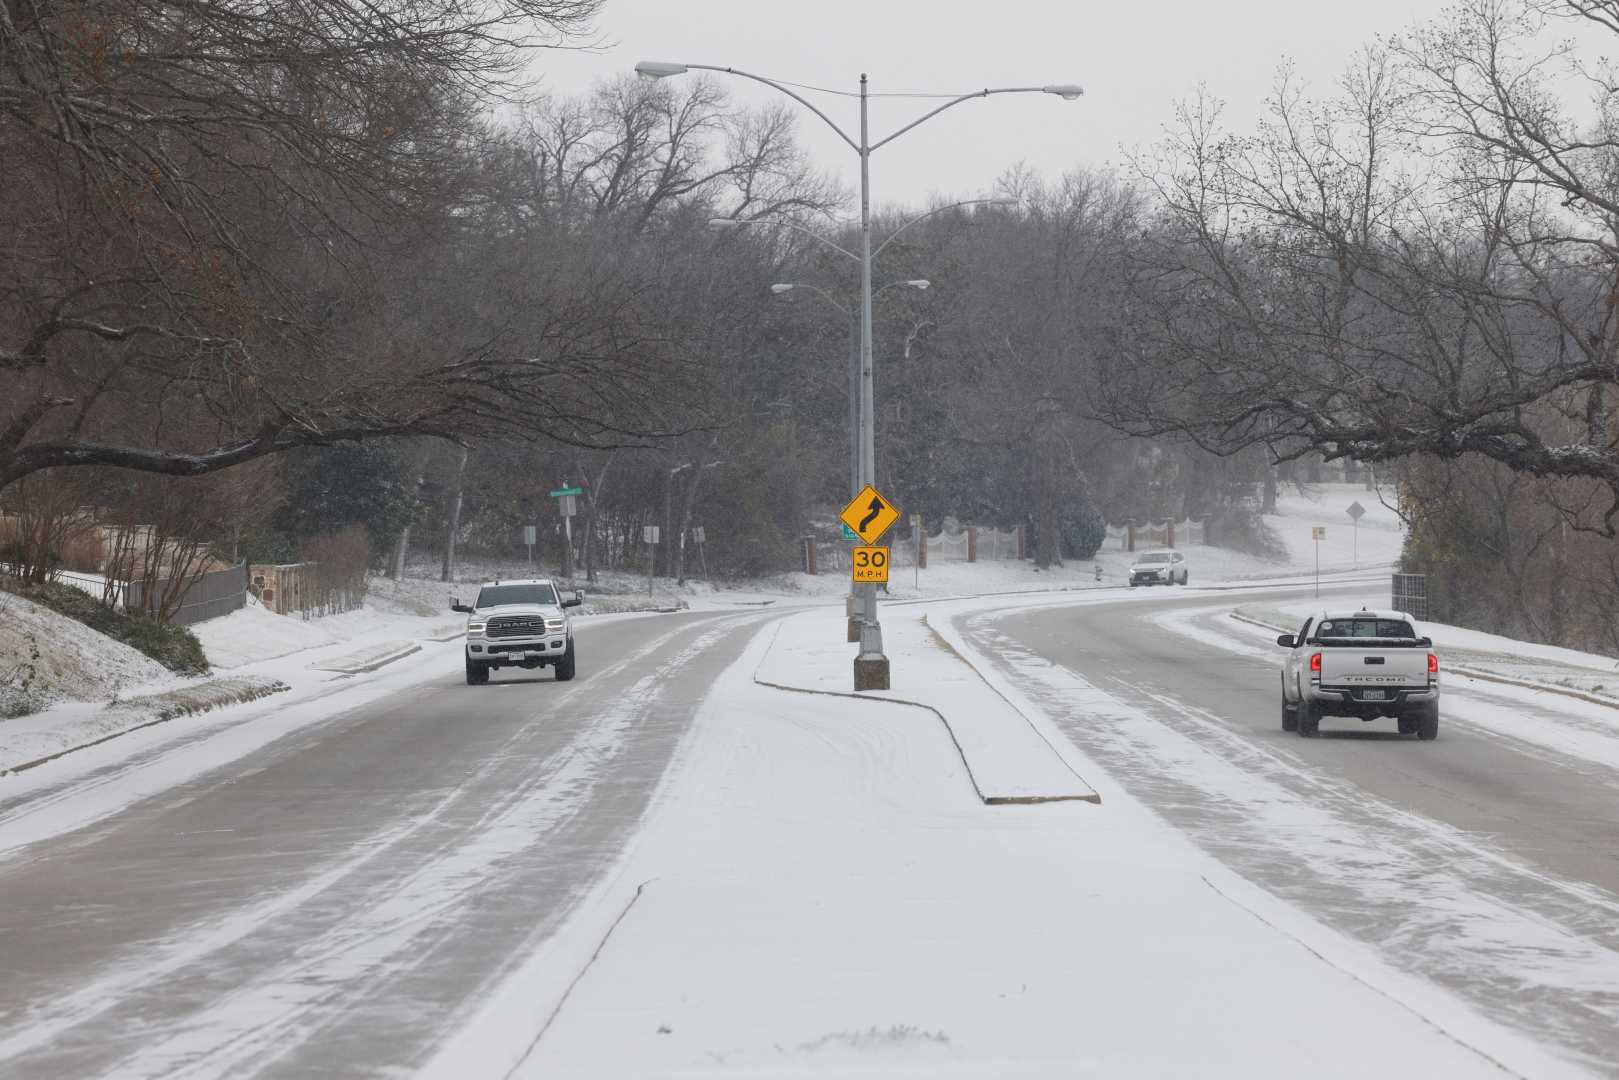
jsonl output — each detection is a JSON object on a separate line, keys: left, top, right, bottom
{"left": 451, "top": 602, "right": 472, "bottom": 614}
{"left": 562, "top": 591, "right": 583, "bottom": 609}
{"left": 1275, "top": 634, "right": 1296, "bottom": 648}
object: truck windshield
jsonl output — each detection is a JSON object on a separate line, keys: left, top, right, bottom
{"left": 1316, "top": 618, "right": 1415, "bottom": 639}
{"left": 476, "top": 583, "right": 559, "bottom": 608}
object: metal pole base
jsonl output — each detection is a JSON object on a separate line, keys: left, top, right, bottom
{"left": 847, "top": 617, "right": 861, "bottom": 643}
{"left": 854, "top": 654, "right": 890, "bottom": 691}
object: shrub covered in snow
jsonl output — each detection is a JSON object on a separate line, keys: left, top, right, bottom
{"left": 1, "top": 578, "right": 209, "bottom": 675}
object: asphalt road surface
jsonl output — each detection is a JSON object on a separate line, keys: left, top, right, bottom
{"left": 0, "top": 609, "right": 768, "bottom": 1079}
{"left": 963, "top": 582, "right": 1619, "bottom": 1076}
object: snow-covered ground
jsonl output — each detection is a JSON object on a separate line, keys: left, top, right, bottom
{"left": 0, "top": 589, "right": 177, "bottom": 716}
{"left": 435, "top": 603, "right": 1576, "bottom": 1079}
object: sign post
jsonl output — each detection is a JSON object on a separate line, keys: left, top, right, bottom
{"left": 1346, "top": 500, "right": 1366, "bottom": 566}
{"left": 550, "top": 486, "right": 582, "bottom": 580}
{"left": 838, "top": 484, "right": 901, "bottom": 690}
{"left": 523, "top": 525, "right": 537, "bottom": 571}
{"left": 1311, "top": 526, "right": 1326, "bottom": 597}
{"left": 643, "top": 524, "right": 660, "bottom": 597}
{"left": 693, "top": 525, "right": 707, "bottom": 580}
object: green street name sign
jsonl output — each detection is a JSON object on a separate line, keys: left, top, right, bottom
{"left": 549, "top": 486, "right": 584, "bottom": 497}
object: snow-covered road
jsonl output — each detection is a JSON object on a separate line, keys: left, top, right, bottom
{"left": 967, "top": 582, "right": 1619, "bottom": 1077}
{"left": 1, "top": 574, "right": 1613, "bottom": 1077}
{"left": 0, "top": 608, "right": 773, "bottom": 1078}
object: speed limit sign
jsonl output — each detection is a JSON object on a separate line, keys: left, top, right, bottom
{"left": 851, "top": 546, "right": 890, "bottom": 584}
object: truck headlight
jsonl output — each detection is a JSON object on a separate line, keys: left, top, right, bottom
{"left": 467, "top": 623, "right": 485, "bottom": 634}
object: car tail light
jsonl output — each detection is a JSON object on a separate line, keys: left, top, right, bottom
{"left": 1428, "top": 653, "right": 1439, "bottom": 674}
{"left": 1310, "top": 652, "right": 1322, "bottom": 673}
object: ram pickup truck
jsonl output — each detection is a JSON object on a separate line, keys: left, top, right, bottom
{"left": 451, "top": 578, "right": 582, "bottom": 685}
{"left": 1276, "top": 609, "right": 1440, "bottom": 740}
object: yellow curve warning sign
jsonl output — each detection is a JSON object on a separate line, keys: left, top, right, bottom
{"left": 839, "top": 485, "right": 901, "bottom": 545}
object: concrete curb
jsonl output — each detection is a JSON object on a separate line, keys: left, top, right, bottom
{"left": 3, "top": 677, "right": 291, "bottom": 776}
{"left": 313, "top": 641, "right": 422, "bottom": 675}
{"left": 750, "top": 621, "right": 1099, "bottom": 806}
{"left": 1228, "top": 611, "right": 1619, "bottom": 713}
{"left": 919, "top": 612, "right": 1102, "bottom": 804}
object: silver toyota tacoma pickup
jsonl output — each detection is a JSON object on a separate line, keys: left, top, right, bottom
{"left": 452, "top": 578, "right": 582, "bottom": 685}
{"left": 1276, "top": 608, "right": 1440, "bottom": 739}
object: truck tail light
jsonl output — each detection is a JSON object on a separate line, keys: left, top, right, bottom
{"left": 1428, "top": 653, "right": 1439, "bottom": 674}
{"left": 1310, "top": 652, "right": 1322, "bottom": 673}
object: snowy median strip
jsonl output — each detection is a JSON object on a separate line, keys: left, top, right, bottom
{"left": 2, "top": 676, "right": 289, "bottom": 775}
{"left": 752, "top": 607, "right": 1098, "bottom": 805}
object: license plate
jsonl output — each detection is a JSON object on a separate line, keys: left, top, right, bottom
{"left": 1361, "top": 690, "right": 1388, "bottom": 701}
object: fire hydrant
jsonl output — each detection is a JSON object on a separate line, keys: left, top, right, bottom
{"left": 1094, "top": 563, "right": 1103, "bottom": 582}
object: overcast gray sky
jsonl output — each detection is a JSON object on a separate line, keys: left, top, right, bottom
{"left": 530, "top": 0, "right": 1457, "bottom": 209}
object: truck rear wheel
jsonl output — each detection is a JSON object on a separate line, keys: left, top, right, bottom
{"left": 465, "top": 656, "right": 489, "bottom": 686}
{"left": 1397, "top": 716, "right": 1418, "bottom": 735}
{"left": 1298, "top": 700, "right": 1320, "bottom": 737}
{"left": 555, "top": 640, "right": 576, "bottom": 682}
{"left": 1417, "top": 701, "right": 1439, "bottom": 741}
{"left": 1281, "top": 698, "right": 1298, "bottom": 732}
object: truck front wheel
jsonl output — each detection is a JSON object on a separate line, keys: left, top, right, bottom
{"left": 466, "top": 656, "right": 489, "bottom": 685}
{"left": 555, "top": 640, "right": 576, "bottom": 682}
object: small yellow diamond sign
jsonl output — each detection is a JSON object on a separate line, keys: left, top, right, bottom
{"left": 852, "top": 546, "right": 890, "bottom": 584}
{"left": 839, "top": 485, "right": 901, "bottom": 545}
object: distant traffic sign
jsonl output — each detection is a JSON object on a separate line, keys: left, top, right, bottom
{"left": 1311, "top": 526, "right": 1327, "bottom": 540}
{"left": 1346, "top": 501, "right": 1366, "bottom": 522}
{"left": 851, "top": 546, "right": 890, "bottom": 584}
{"left": 841, "top": 523, "right": 858, "bottom": 541}
{"left": 550, "top": 486, "right": 583, "bottom": 497}
{"left": 839, "top": 485, "right": 901, "bottom": 545}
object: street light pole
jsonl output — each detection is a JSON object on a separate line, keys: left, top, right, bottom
{"left": 770, "top": 278, "right": 926, "bottom": 643}
{"left": 643, "top": 60, "right": 1084, "bottom": 690}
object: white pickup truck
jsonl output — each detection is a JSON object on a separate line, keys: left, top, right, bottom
{"left": 1276, "top": 609, "right": 1440, "bottom": 739}
{"left": 451, "top": 578, "right": 582, "bottom": 685}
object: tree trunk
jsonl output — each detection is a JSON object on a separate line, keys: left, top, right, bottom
{"left": 392, "top": 442, "right": 433, "bottom": 581}
{"left": 578, "top": 454, "right": 612, "bottom": 585}
{"left": 660, "top": 462, "right": 675, "bottom": 578}
{"left": 440, "top": 444, "right": 468, "bottom": 583}
{"left": 1262, "top": 462, "right": 1278, "bottom": 514}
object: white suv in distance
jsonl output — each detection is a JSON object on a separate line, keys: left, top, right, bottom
{"left": 1129, "top": 550, "right": 1187, "bottom": 587}
{"left": 452, "top": 579, "right": 582, "bottom": 685}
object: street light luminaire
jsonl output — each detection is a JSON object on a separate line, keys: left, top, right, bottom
{"left": 769, "top": 283, "right": 794, "bottom": 294}
{"left": 906, "top": 279, "right": 930, "bottom": 290}
{"left": 1043, "top": 84, "right": 1085, "bottom": 100}
{"left": 635, "top": 61, "right": 689, "bottom": 81}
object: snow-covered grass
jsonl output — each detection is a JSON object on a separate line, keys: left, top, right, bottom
{"left": 0, "top": 589, "right": 174, "bottom": 716}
